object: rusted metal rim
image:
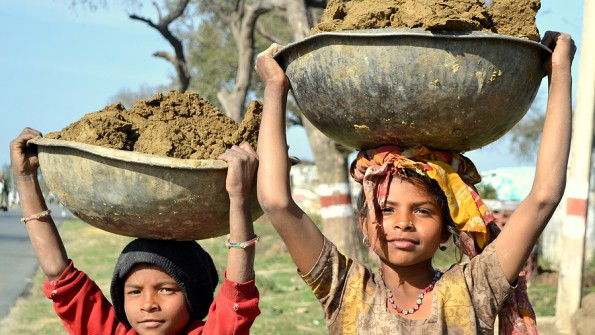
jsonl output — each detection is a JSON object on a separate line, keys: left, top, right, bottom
{"left": 275, "top": 28, "right": 552, "bottom": 65}
{"left": 29, "top": 137, "right": 228, "bottom": 170}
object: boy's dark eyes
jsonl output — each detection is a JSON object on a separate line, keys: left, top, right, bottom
{"left": 125, "top": 287, "right": 177, "bottom": 295}
{"left": 160, "top": 287, "right": 176, "bottom": 294}
{"left": 126, "top": 289, "right": 141, "bottom": 295}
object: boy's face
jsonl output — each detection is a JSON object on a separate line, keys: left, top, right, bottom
{"left": 124, "top": 264, "right": 191, "bottom": 335}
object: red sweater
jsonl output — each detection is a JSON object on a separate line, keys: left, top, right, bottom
{"left": 43, "top": 261, "right": 260, "bottom": 335}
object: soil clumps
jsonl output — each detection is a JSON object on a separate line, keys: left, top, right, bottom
{"left": 46, "top": 90, "right": 262, "bottom": 160}
{"left": 311, "top": 0, "right": 541, "bottom": 41}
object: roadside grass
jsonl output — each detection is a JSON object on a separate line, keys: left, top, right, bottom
{"left": 1, "top": 216, "right": 592, "bottom": 334}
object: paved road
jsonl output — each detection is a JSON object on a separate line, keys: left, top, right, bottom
{"left": 0, "top": 204, "right": 73, "bottom": 320}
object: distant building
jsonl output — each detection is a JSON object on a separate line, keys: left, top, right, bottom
{"left": 480, "top": 166, "right": 595, "bottom": 268}
{"left": 483, "top": 199, "right": 520, "bottom": 227}
{"left": 290, "top": 161, "right": 321, "bottom": 214}
{"left": 477, "top": 167, "right": 535, "bottom": 227}
{"left": 479, "top": 167, "right": 534, "bottom": 201}
{"left": 289, "top": 161, "right": 362, "bottom": 215}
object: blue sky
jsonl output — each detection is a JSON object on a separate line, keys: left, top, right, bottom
{"left": 0, "top": 0, "right": 585, "bottom": 172}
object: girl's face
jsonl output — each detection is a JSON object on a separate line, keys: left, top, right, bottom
{"left": 362, "top": 177, "right": 448, "bottom": 267}
{"left": 124, "top": 265, "right": 190, "bottom": 335}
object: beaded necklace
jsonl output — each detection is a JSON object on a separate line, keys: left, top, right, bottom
{"left": 378, "top": 268, "right": 442, "bottom": 315}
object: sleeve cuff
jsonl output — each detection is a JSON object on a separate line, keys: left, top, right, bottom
{"left": 220, "top": 271, "right": 258, "bottom": 301}
{"left": 42, "top": 260, "right": 76, "bottom": 299}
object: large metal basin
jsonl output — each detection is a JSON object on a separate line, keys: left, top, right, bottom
{"left": 31, "top": 137, "right": 263, "bottom": 241}
{"left": 275, "top": 29, "right": 550, "bottom": 152}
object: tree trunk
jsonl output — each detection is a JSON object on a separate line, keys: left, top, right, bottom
{"left": 211, "top": 1, "right": 278, "bottom": 122}
{"left": 303, "top": 120, "right": 363, "bottom": 259}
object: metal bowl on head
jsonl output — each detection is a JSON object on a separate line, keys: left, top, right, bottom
{"left": 30, "top": 137, "right": 263, "bottom": 241}
{"left": 275, "top": 28, "right": 550, "bottom": 152}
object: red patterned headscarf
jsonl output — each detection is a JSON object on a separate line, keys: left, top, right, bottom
{"left": 350, "top": 145, "right": 538, "bottom": 335}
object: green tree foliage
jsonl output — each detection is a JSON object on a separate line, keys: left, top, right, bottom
{"left": 184, "top": 3, "right": 294, "bottom": 112}
{"left": 476, "top": 182, "right": 498, "bottom": 199}
{"left": 508, "top": 98, "right": 545, "bottom": 162}
{"left": 185, "top": 12, "right": 240, "bottom": 106}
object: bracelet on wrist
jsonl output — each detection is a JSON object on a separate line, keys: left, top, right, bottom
{"left": 21, "top": 209, "right": 52, "bottom": 223}
{"left": 225, "top": 235, "right": 259, "bottom": 249}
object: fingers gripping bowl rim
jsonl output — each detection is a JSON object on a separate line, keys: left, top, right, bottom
{"left": 30, "top": 137, "right": 263, "bottom": 241}
{"left": 275, "top": 28, "right": 551, "bottom": 152}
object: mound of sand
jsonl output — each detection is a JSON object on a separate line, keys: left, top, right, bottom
{"left": 46, "top": 90, "right": 261, "bottom": 160}
{"left": 311, "top": 0, "right": 541, "bottom": 41}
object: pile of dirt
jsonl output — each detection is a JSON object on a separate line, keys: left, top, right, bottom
{"left": 46, "top": 90, "right": 262, "bottom": 160}
{"left": 572, "top": 292, "right": 595, "bottom": 335}
{"left": 311, "top": 0, "right": 541, "bottom": 41}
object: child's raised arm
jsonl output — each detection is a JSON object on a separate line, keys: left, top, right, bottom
{"left": 218, "top": 143, "right": 259, "bottom": 282}
{"left": 10, "top": 128, "right": 69, "bottom": 281}
{"left": 495, "top": 31, "right": 576, "bottom": 283}
{"left": 254, "top": 44, "right": 325, "bottom": 274}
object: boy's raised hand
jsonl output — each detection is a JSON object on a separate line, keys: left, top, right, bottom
{"left": 11, "top": 127, "right": 69, "bottom": 280}
{"left": 218, "top": 143, "right": 258, "bottom": 283}
{"left": 218, "top": 143, "right": 258, "bottom": 199}
{"left": 10, "top": 127, "right": 42, "bottom": 178}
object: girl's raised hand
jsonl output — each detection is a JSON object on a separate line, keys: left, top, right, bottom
{"left": 10, "top": 127, "right": 42, "bottom": 178}
{"left": 254, "top": 43, "right": 289, "bottom": 89}
{"left": 541, "top": 31, "right": 576, "bottom": 76}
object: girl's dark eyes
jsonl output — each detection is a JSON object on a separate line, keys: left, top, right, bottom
{"left": 381, "top": 207, "right": 432, "bottom": 215}
{"left": 415, "top": 208, "right": 432, "bottom": 215}
{"left": 381, "top": 207, "right": 394, "bottom": 215}
{"left": 126, "top": 289, "right": 141, "bottom": 295}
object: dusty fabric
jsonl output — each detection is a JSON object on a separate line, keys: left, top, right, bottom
{"left": 46, "top": 91, "right": 262, "bottom": 160}
{"left": 301, "top": 238, "right": 513, "bottom": 334}
{"left": 311, "top": 0, "right": 541, "bottom": 41}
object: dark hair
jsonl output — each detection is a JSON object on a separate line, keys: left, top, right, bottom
{"left": 356, "top": 169, "right": 462, "bottom": 253}
{"left": 110, "top": 239, "right": 219, "bottom": 329}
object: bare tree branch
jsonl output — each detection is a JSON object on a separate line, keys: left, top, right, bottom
{"left": 213, "top": 0, "right": 284, "bottom": 121}
{"left": 256, "top": 20, "right": 284, "bottom": 44}
{"left": 153, "top": 51, "right": 177, "bottom": 64}
{"left": 129, "top": 0, "right": 191, "bottom": 92}
{"left": 203, "top": 0, "right": 231, "bottom": 25}
{"left": 159, "top": 0, "right": 190, "bottom": 26}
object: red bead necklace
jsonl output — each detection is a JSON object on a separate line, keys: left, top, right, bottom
{"left": 378, "top": 268, "right": 442, "bottom": 315}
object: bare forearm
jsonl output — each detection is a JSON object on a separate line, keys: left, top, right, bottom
{"left": 496, "top": 63, "right": 573, "bottom": 282}
{"left": 15, "top": 174, "right": 68, "bottom": 280}
{"left": 257, "top": 83, "right": 325, "bottom": 273}
{"left": 258, "top": 84, "right": 292, "bottom": 200}
{"left": 533, "top": 65, "right": 572, "bottom": 198}
{"left": 225, "top": 198, "right": 256, "bottom": 283}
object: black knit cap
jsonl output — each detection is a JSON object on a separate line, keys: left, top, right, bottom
{"left": 110, "top": 238, "right": 218, "bottom": 329}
